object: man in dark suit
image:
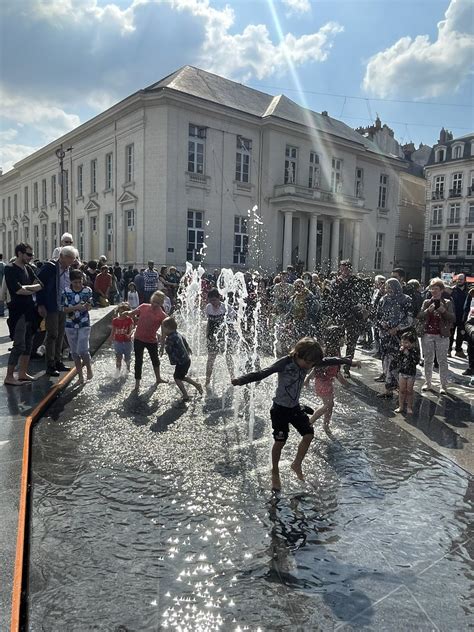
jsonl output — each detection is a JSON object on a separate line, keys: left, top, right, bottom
{"left": 37, "top": 246, "right": 77, "bottom": 376}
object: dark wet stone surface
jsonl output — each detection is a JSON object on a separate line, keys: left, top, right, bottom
{"left": 27, "top": 345, "right": 473, "bottom": 631}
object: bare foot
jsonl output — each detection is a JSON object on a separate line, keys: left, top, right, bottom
{"left": 4, "top": 378, "right": 21, "bottom": 386}
{"left": 134, "top": 380, "right": 140, "bottom": 391}
{"left": 271, "top": 470, "right": 281, "bottom": 491}
{"left": 86, "top": 370, "right": 93, "bottom": 380}
{"left": 407, "top": 408, "right": 413, "bottom": 415}
{"left": 291, "top": 462, "right": 305, "bottom": 481}
{"left": 155, "top": 378, "right": 168, "bottom": 385}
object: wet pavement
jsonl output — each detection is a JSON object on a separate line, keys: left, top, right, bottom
{"left": 0, "top": 307, "right": 114, "bottom": 631}
{"left": 26, "top": 345, "right": 473, "bottom": 631}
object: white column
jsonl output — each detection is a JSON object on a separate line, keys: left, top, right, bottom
{"left": 352, "top": 220, "right": 361, "bottom": 272}
{"left": 283, "top": 210, "right": 293, "bottom": 269}
{"left": 330, "top": 217, "right": 340, "bottom": 271}
{"left": 308, "top": 213, "right": 318, "bottom": 271}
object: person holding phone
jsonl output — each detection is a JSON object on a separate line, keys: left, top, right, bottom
{"left": 417, "top": 278, "right": 455, "bottom": 395}
{"left": 62, "top": 269, "right": 94, "bottom": 384}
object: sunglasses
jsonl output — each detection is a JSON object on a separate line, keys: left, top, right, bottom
{"left": 24, "top": 252, "right": 34, "bottom": 257}
{"left": 63, "top": 241, "right": 73, "bottom": 244}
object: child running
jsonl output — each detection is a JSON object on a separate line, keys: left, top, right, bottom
{"left": 393, "top": 331, "right": 420, "bottom": 415}
{"left": 305, "top": 326, "right": 362, "bottom": 430}
{"left": 232, "top": 337, "right": 357, "bottom": 491}
{"left": 62, "top": 269, "right": 93, "bottom": 384}
{"left": 161, "top": 316, "right": 203, "bottom": 402}
{"left": 205, "top": 288, "right": 236, "bottom": 388}
{"left": 111, "top": 302, "right": 134, "bottom": 378}
{"left": 124, "top": 290, "right": 168, "bottom": 391}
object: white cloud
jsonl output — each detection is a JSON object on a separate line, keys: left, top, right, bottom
{"left": 282, "top": 0, "right": 311, "bottom": 15}
{"left": 0, "top": 128, "right": 18, "bottom": 142}
{"left": 0, "top": 88, "right": 81, "bottom": 142}
{"left": 0, "top": 144, "right": 40, "bottom": 174}
{"left": 363, "top": 0, "right": 474, "bottom": 98}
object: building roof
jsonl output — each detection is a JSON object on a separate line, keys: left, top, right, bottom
{"left": 145, "top": 65, "right": 397, "bottom": 160}
{"left": 426, "top": 132, "right": 474, "bottom": 166}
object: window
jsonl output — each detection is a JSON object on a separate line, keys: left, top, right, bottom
{"left": 431, "top": 234, "right": 441, "bottom": 256}
{"left": 51, "top": 222, "right": 57, "bottom": 253}
{"left": 187, "top": 210, "right": 204, "bottom": 261}
{"left": 91, "top": 160, "right": 97, "bottom": 193}
{"left": 125, "top": 144, "right": 134, "bottom": 183}
{"left": 452, "top": 172, "right": 463, "bottom": 196}
{"left": 448, "top": 203, "right": 460, "bottom": 225}
{"left": 355, "top": 168, "right": 364, "bottom": 198}
{"left": 453, "top": 145, "right": 463, "bottom": 159}
{"left": 378, "top": 174, "right": 389, "bottom": 208}
{"left": 284, "top": 146, "right": 297, "bottom": 184}
{"left": 34, "top": 225, "right": 39, "bottom": 256}
{"left": 374, "top": 233, "right": 384, "bottom": 270}
{"left": 64, "top": 219, "right": 69, "bottom": 234}
{"left": 24, "top": 224, "right": 29, "bottom": 242}
{"left": 309, "top": 152, "right": 320, "bottom": 188}
{"left": 7, "top": 197, "right": 11, "bottom": 218}
{"left": 42, "top": 179, "right": 47, "bottom": 206}
{"left": 448, "top": 233, "right": 458, "bottom": 255}
{"left": 233, "top": 216, "right": 248, "bottom": 265}
{"left": 33, "top": 182, "right": 38, "bottom": 208}
{"left": 51, "top": 175, "right": 56, "bottom": 204}
{"left": 13, "top": 193, "right": 17, "bottom": 216}
{"left": 433, "top": 175, "right": 445, "bottom": 199}
{"left": 431, "top": 205, "right": 443, "bottom": 225}
{"left": 24, "top": 187, "right": 28, "bottom": 212}
{"left": 105, "top": 153, "right": 113, "bottom": 189}
{"left": 235, "top": 136, "right": 251, "bottom": 183}
{"left": 105, "top": 214, "right": 113, "bottom": 253}
{"left": 125, "top": 209, "right": 135, "bottom": 231}
{"left": 77, "top": 218, "right": 84, "bottom": 260}
{"left": 188, "top": 124, "right": 205, "bottom": 174}
{"left": 77, "top": 164, "right": 83, "bottom": 197}
{"left": 467, "top": 233, "right": 474, "bottom": 256}
{"left": 331, "top": 158, "right": 342, "bottom": 193}
{"left": 1, "top": 199, "right": 4, "bottom": 219}
{"left": 436, "top": 148, "right": 445, "bottom": 162}
{"left": 90, "top": 216, "right": 97, "bottom": 233}
{"left": 63, "top": 170, "right": 69, "bottom": 200}
{"left": 468, "top": 204, "right": 474, "bottom": 224}
{"left": 41, "top": 223, "right": 48, "bottom": 260}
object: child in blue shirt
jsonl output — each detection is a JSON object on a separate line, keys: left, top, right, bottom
{"left": 62, "top": 269, "right": 93, "bottom": 384}
{"left": 161, "top": 316, "right": 202, "bottom": 402}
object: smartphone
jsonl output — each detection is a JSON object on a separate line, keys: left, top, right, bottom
{"left": 433, "top": 299, "right": 441, "bottom": 309}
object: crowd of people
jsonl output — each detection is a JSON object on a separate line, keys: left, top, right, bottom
{"left": 1, "top": 230, "right": 473, "bottom": 488}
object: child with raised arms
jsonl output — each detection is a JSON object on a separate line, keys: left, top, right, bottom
{"left": 232, "top": 337, "right": 358, "bottom": 491}
{"left": 161, "top": 316, "right": 202, "bottom": 402}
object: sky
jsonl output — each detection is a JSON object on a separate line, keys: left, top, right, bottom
{"left": 0, "top": 0, "right": 473, "bottom": 173}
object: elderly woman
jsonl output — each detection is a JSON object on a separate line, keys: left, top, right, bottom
{"left": 376, "top": 278, "right": 412, "bottom": 398}
{"left": 417, "top": 277, "right": 455, "bottom": 394}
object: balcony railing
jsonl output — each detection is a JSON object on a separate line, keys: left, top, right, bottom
{"left": 467, "top": 187, "right": 474, "bottom": 198}
{"left": 446, "top": 217, "right": 461, "bottom": 226}
{"left": 448, "top": 188, "right": 463, "bottom": 198}
{"left": 272, "top": 183, "right": 365, "bottom": 208}
{"left": 429, "top": 220, "right": 443, "bottom": 228}
{"left": 431, "top": 190, "right": 444, "bottom": 200}
{"left": 425, "top": 249, "right": 474, "bottom": 259}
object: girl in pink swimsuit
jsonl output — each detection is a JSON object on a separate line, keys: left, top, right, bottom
{"left": 305, "top": 326, "right": 361, "bottom": 430}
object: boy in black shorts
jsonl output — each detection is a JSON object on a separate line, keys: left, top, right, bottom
{"left": 232, "top": 337, "right": 356, "bottom": 490}
{"left": 161, "top": 317, "right": 202, "bottom": 402}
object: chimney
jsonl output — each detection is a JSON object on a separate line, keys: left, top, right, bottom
{"left": 321, "top": 110, "right": 328, "bottom": 116}
{"left": 439, "top": 127, "right": 446, "bottom": 144}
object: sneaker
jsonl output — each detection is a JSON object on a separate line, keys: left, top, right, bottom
{"left": 421, "top": 383, "right": 432, "bottom": 392}
{"left": 439, "top": 387, "right": 447, "bottom": 395}
{"left": 374, "top": 374, "right": 386, "bottom": 383}
{"left": 55, "top": 362, "right": 70, "bottom": 372}
{"left": 462, "top": 368, "right": 474, "bottom": 376}
{"left": 46, "top": 368, "right": 60, "bottom": 377}
{"left": 455, "top": 350, "right": 467, "bottom": 359}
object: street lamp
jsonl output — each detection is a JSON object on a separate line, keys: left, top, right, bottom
{"left": 55, "top": 144, "right": 72, "bottom": 237}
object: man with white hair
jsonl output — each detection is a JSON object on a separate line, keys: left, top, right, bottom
{"left": 52, "top": 233, "right": 74, "bottom": 259}
{"left": 37, "top": 245, "right": 78, "bottom": 376}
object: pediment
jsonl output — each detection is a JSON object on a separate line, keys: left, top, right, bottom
{"left": 84, "top": 199, "right": 100, "bottom": 213}
{"left": 11, "top": 218, "right": 19, "bottom": 229}
{"left": 20, "top": 214, "right": 29, "bottom": 224}
{"left": 38, "top": 210, "right": 49, "bottom": 222}
{"left": 0, "top": 221, "right": 6, "bottom": 231}
{"left": 118, "top": 191, "right": 138, "bottom": 205}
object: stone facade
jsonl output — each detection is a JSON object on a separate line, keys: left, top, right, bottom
{"left": 0, "top": 66, "right": 407, "bottom": 275}
{"left": 423, "top": 129, "right": 474, "bottom": 281}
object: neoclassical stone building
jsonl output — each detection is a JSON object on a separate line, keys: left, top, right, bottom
{"left": 0, "top": 66, "right": 407, "bottom": 274}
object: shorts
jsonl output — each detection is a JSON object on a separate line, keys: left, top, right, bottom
{"left": 113, "top": 340, "right": 132, "bottom": 362}
{"left": 315, "top": 380, "right": 334, "bottom": 398}
{"left": 174, "top": 359, "right": 191, "bottom": 380}
{"left": 399, "top": 374, "right": 416, "bottom": 385}
{"left": 270, "top": 403, "right": 314, "bottom": 443}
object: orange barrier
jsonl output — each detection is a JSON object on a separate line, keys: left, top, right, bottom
{"left": 10, "top": 369, "right": 78, "bottom": 632}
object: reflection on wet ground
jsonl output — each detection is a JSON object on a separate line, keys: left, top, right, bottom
{"left": 28, "top": 346, "right": 473, "bottom": 631}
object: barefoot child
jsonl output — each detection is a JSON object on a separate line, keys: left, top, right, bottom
{"left": 161, "top": 316, "right": 202, "bottom": 402}
{"left": 62, "top": 269, "right": 93, "bottom": 384}
{"left": 205, "top": 288, "right": 236, "bottom": 388}
{"left": 305, "top": 326, "right": 362, "bottom": 430}
{"left": 127, "top": 282, "right": 140, "bottom": 309}
{"left": 393, "top": 331, "right": 420, "bottom": 415}
{"left": 232, "top": 337, "right": 356, "bottom": 490}
{"left": 123, "top": 290, "right": 168, "bottom": 391}
{"left": 111, "top": 302, "right": 134, "bottom": 377}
